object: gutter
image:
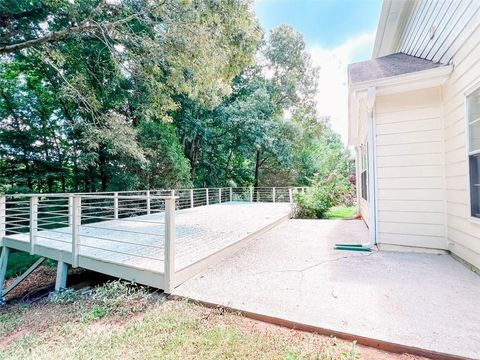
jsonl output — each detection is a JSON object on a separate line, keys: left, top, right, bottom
{"left": 350, "top": 65, "right": 453, "bottom": 94}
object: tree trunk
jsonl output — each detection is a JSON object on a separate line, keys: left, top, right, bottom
{"left": 189, "top": 137, "right": 200, "bottom": 182}
{"left": 98, "top": 146, "right": 108, "bottom": 191}
{"left": 253, "top": 149, "right": 261, "bottom": 188}
{"left": 24, "top": 160, "right": 33, "bottom": 190}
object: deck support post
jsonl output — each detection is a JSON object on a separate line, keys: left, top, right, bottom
{"left": 249, "top": 187, "right": 253, "bottom": 202}
{"left": 0, "top": 196, "right": 5, "bottom": 247}
{"left": 71, "top": 195, "right": 81, "bottom": 268}
{"left": 29, "top": 196, "right": 38, "bottom": 255}
{"left": 55, "top": 260, "right": 68, "bottom": 292}
{"left": 272, "top": 187, "right": 276, "bottom": 203}
{"left": 164, "top": 197, "right": 176, "bottom": 293}
{"left": 146, "top": 190, "right": 151, "bottom": 215}
{"left": 190, "top": 189, "right": 194, "bottom": 208}
{"left": 288, "top": 188, "right": 293, "bottom": 203}
{"left": 206, "top": 189, "right": 209, "bottom": 206}
{"left": 113, "top": 192, "right": 119, "bottom": 219}
{"left": 229, "top": 187, "right": 233, "bottom": 202}
{"left": 218, "top": 188, "right": 222, "bottom": 203}
{"left": 0, "top": 246, "right": 10, "bottom": 299}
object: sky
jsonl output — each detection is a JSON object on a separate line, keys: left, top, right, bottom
{"left": 254, "top": 0, "right": 383, "bottom": 143}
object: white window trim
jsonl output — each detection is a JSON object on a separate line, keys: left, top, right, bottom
{"left": 465, "top": 82, "right": 480, "bottom": 223}
{"left": 360, "top": 141, "right": 368, "bottom": 202}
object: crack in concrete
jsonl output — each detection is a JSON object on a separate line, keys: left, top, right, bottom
{"left": 253, "top": 251, "right": 378, "bottom": 276}
{"left": 247, "top": 251, "right": 378, "bottom": 295}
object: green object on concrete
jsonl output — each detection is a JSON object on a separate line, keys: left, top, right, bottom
{"left": 334, "top": 245, "right": 371, "bottom": 252}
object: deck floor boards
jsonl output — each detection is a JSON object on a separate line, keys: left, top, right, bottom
{"left": 4, "top": 202, "right": 292, "bottom": 274}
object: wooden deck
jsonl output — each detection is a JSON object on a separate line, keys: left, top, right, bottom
{"left": 2, "top": 202, "right": 292, "bottom": 290}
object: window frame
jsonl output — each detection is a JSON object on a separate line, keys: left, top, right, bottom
{"left": 465, "top": 83, "right": 480, "bottom": 221}
{"left": 360, "top": 143, "right": 368, "bottom": 201}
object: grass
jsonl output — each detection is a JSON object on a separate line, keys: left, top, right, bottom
{"left": 5, "top": 251, "right": 56, "bottom": 279}
{"left": 0, "top": 281, "right": 365, "bottom": 360}
{"left": 325, "top": 206, "right": 356, "bottom": 220}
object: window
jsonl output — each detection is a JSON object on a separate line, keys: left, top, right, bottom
{"left": 360, "top": 143, "right": 368, "bottom": 201}
{"left": 467, "top": 88, "right": 480, "bottom": 218}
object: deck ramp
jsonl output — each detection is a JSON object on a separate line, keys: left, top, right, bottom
{"left": 2, "top": 201, "right": 292, "bottom": 291}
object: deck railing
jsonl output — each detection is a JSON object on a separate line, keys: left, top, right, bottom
{"left": 0, "top": 186, "right": 306, "bottom": 292}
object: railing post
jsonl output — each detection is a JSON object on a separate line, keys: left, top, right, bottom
{"left": 229, "top": 187, "right": 233, "bottom": 202}
{"left": 218, "top": 188, "right": 222, "bottom": 203}
{"left": 0, "top": 196, "right": 5, "bottom": 246}
{"left": 190, "top": 189, "right": 194, "bottom": 208}
{"left": 68, "top": 196, "right": 73, "bottom": 227}
{"left": 272, "top": 187, "right": 276, "bottom": 203}
{"left": 29, "top": 196, "right": 38, "bottom": 255}
{"left": 146, "top": 190, "right": 151, "bottom": 215}
{"left": 164, "top": 196, "right": 176, "bottom": 293}
{"left": 113, "top": 192, "right": 119, "bottom": 219}
{"left": 206, "top": 188, "right": 209, "bottom": 206}
{"left": 289, "top": 188, "right": 293, "bottom": 203}
{"left": 71, "top": 195, "right": 81, "bottom": 268}
{"left": 249, "top": 187, "right": 253, "bottom": 202}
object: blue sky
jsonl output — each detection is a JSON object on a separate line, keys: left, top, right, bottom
{"left": 254, "top": 0, "right": 383, "bottom": 142}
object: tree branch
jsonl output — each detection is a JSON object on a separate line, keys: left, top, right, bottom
{"left": 0, "top": 12, "right": 141, "bottom": 54}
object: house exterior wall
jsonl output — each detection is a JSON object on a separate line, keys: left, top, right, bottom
{"left": 374, "top": 87, "right": 447, "bottom": 250}
{"left": 392, "top": 0, "right": 480, "bottom": 267}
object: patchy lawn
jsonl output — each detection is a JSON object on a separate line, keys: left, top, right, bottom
{"left": 325, "top": 206, "right": 356, "bottom": 219}
{"left": 0, "top": 278, "right": 432, "bottom": 360}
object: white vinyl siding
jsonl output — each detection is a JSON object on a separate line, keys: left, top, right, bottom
{"left": 375, "top": 87, "right": 447, "bottom": 250}
{"left": 396, "top": 0, "right": 480, "bottom": 268}
{"left": 398, "top": 0, "right": 480, "bottom": 65}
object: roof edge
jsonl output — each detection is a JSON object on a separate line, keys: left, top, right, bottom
{"left": 350, "top": 64, "right": 453, "bottom": 93}
{"left": 372, "top": 0, "right": 414, "bottom": 58}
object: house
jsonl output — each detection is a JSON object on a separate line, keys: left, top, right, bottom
{"left": 348, "top": 0, "right": 480, "bottom": 270}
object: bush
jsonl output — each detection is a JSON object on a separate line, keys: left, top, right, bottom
{"left": 294, "top": 188, "right": 331, "bottom": 219}
{"left": 294, "top": 171, "right": 352, "bottom": 219}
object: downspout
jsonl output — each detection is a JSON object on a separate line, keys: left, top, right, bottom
{"left": 365, "top": 86, "right": 378, "bottom": 248}
{"left": 336, "top": 87, "right": 377, "bottom": 251}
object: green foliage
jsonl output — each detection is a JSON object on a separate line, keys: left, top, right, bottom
{"left": 6, "top": 251, "right": 56, "bottom": 279}
{"left": 294, "top": 189, "right": 331, "bottom": 219}
{"left": 49, "top": 280, "right": 153, "bottom": 320}
{"left": 0, "top": 0, "right": 261, "bottom": 192}
{"left": 49, "top": 288, "right": 79, "bottom": 305}
{"left": 0, "top": 1, "right": 352, "bottom": 200}
{"left": 295, "top": 169, "right": 353, "bottom": 219}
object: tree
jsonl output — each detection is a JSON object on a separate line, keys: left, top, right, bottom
{"left": 0, "top": 3, "right": 352, "bottom": 198}
{"left": 0, "top": 0, "right": 261, "bottom": 192}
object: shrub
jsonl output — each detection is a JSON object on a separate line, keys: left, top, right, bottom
{"left": 294, "top": 171, "right": 352, "bottom": 219}
{"left": 294, "top": 189, "right": 331, "bottom": 219}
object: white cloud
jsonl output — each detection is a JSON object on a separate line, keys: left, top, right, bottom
{"left": 309, "top": 32, "right": 376, "bottom": 144}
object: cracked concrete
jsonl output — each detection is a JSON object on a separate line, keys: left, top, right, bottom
{"left": 174, "top": 219, "right": 480, "bottom": 359}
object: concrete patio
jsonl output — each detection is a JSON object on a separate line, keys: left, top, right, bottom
{"left": 174, "top": 219, "right": 480, "bottom": 359}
